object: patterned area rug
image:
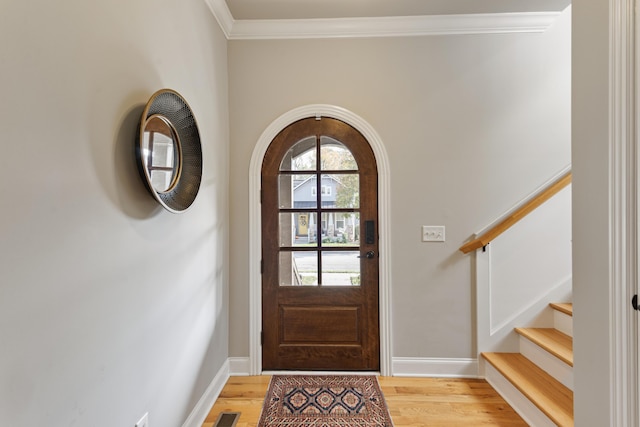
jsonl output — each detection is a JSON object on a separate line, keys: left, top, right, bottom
{"left": 257, "top": 375, "right": 394, "bottom": 427}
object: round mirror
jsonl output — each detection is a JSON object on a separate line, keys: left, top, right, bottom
{"left": 141, "top": 115, "right": 181, "bottom": 193}
{"left": 136, "top": 89, "right": 202, "bottom": 213}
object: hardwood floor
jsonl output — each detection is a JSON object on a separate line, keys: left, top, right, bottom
{"left": 201, "top": 376, "right": 527, "bottom": 427}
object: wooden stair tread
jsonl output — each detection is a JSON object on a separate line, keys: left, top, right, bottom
{"left": 515, "top": 327, "right": 573, "bottom": 366}
{"left": 550, "top": 302, "right": 573, "bottom": 316}
{"left": 483, "top": 352, "right": 574, "bottom": 427}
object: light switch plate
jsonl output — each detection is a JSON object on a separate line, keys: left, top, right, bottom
{"left": 422, "top": 226, "right": 445, "bottom": 242}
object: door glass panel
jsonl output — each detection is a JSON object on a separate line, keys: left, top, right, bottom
{"left": 279, "top": 174, "right": 316, "bottom": 209}
{"left": 325, "top": 174, "right": 359, "bottom": 209}
{"left": 280, "top": 137, "right": 316, "bottom": 171}
{"left": 280, "top": 251, "right": 318, "bottom": 286}
{"left": 321, "top": 212, "right": 360, "bottom": 246}
{"left": 280, "top": 212, "right": 318, "bottom": 247}
{"left": 320, "top": 137, "right": 357, "bottom": 170}
{"left": 322, "top": 251, "right": 361, "bottom": 286}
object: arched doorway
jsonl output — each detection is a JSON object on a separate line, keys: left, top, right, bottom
{"left": 261, "top": 117, "right": 379, "bottom": 370}
{"left": 248, "top": 105, "right": 391, "bottom": 375}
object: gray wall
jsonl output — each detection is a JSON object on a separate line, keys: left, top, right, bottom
{"left": 572, "top": 1, "right": 613, "bottom": 425}
{"left": 228, "top": 10, "right": 571, "bottom": 359}
{"left": 0, "top": 1, "right": 229, "bottom": 426}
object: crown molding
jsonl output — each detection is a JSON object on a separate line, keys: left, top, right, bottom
{"left": 232, "top": 12, "right": 561, "bottom": 40}
{"left": 205, "top": 0, "right": 561, "bottom": 40}
{"left": 205, "top": 0, "right": 234, "bottom": 38}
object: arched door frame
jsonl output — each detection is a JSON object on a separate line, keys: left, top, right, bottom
{"left": 248, "top": 105, "right": 392, "bottom": 375}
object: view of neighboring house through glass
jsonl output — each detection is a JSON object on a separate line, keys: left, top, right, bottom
{"left": 277, "top": 136, "right": 361, "bottom": 286}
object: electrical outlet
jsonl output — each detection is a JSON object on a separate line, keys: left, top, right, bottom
{"left": 422, "top": 226, "right": 445, "bottom": 242}
{"left": 135, "top": 413, "right": 149, "bottom": 427}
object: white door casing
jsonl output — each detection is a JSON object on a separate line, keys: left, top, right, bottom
{"left": 610, "top": 0, "right": 639, "bottom": 424}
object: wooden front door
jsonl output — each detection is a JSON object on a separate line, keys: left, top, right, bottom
{"left": 261, "top": 117, "right": 379, "bottom": 371}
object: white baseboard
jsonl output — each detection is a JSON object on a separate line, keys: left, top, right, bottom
{"left": 181, "top": 359, "right": 231, "bottom": 427}
{"left": 228, "top": 357, "right": 251, "bottom": 376}
{"left": 392, "top": 357, "right": 479, "bottom": 378}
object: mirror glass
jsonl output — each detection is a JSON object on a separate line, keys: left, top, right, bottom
{"left": 142, "top": 115, "right": 180, "bottom": 193}
{"left": 136, "top": 89, "right": 202, "bottom": 213}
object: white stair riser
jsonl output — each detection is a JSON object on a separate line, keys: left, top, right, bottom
{"left": 519, "top": 335, "right": 573, "bottom": 391}
{"left": 484, "top": 361, "right": 557, "bottom": 427}
{"left": 553, "top": 310, "right": 573, "bottom": 337}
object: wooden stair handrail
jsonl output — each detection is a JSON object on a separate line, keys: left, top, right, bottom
{"left": 459, "top": 171, "right": 572, "bottom": 254}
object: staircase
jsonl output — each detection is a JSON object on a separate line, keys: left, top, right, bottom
{"left": 482, "top": 303, "right": 574, "bottom": 426}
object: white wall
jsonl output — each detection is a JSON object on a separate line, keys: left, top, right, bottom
{"left": 490, "top": 185, "right": 572, "bottom": 333}
{"left": 228, "top": 9, "right": 571, "bottom": 361}
{"left": 475, "top": 183, "right": 573, "bottom": 355}
{"left": 0, "top": 1, "right": 229, "bottom": 426}
{"left": 572, "top": 0, "right": 614, "bottom": 425}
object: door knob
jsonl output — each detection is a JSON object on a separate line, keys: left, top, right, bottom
{"left": 359, "top": 250, "right": 375, "bottom": 259}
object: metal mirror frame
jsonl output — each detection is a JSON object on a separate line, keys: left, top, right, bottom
{"left": 136, "top": 89, "right": 202, "bottom": 213}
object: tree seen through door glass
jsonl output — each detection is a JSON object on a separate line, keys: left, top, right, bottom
{"left": 278, "top": 136, "right": 361, "bottom": 286}
{"left": 320, "top": 137, "right": 357, "bottom": 170}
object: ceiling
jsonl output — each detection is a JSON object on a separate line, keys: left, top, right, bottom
{"left": 225, "top": 0, "right": 571, "bottom": 21}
